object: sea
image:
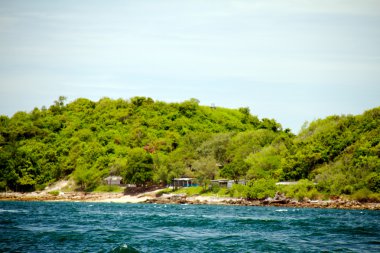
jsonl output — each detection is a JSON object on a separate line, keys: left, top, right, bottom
{"left": 1, "top": 201, "right": 380, "bottom": 253}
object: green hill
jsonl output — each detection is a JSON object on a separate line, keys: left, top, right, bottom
{"left": 0, "top": 96, "right": 283, "bottom": 191}
{"left": 281, "top": 107, "right": 380, "bottom": 198}
{"left": 0, "top": 96, "right": 379, "bottom": 201}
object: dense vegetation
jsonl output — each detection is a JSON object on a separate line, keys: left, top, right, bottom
{"left": 0, "top": 96, "right": 379, "bottom": 201}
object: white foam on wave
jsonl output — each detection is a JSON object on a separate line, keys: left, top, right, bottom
{"left": 275, "top": 209, "right": 288, "bottom": 212}
{"left": 0, "top": 209, "right": 28, "bottom": 213}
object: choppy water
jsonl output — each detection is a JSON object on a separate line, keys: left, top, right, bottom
{"left": 1, "top": 201, "right": 380, "bottom": 252}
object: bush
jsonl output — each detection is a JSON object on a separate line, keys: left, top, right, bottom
{"left": 366, "top": 173, "right": 380, "bottom": 193}
{"left": 352, "top": 188, "right": 373, "bottom": 202}
{"left": 48, "top": 190, "right": 60, "bottom": 196}
{"left": 216, "top": 187, "right": 229, "bottom": 197}
{"left": 368, "top": 192, "right": 380, "bottom": 202}
{"left": 0, "top": 181, "right": 6, "bottom": 191}
{"left": 35, "top": 183, "right": 47, "bottom": 191}
{"left": 279, "top": 179, "right": 320, "bottom": 201}
{"left": 246, "top": 179, "right": 276, "bottom": 200}
{"left": 93, "top": 185, "right": 123, "bottom": 193}
{"left": 175, "top": 186, "right": 204, "bottom": 196}
{"left": 155, "top": 188, "right": 173, "bottom": 197}
{"left": 228, "top": 184, "right": 248, "bottom": 198}
{"left": 210, "top": 184, "right": 221, "bottom": 194}
{"left": 341, "top": 185, "right": 354, "bottom": 195}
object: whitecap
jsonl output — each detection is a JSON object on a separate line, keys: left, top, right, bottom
{"left": 275, "top": 209, "right": 288, "bottom": 212}
{"left": 109, "top": 243, "right": 140, "bottom": 253}
{"left": 0, "top": 209, "right": 28, "bottom": 213}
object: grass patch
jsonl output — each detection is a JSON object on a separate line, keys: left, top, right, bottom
{"left": 174, "top": 186, "right": 204, "bottom": 196}
{"left": 162, "top": 186, "right": 231, "bottom": 197}
{"left": 214, "top": 187, "right": 230, "bottom": 197}
{"left": 48, "top": 190, "right": 60, "bottom": 196}
{"left": 155, "top": 188, "right": 174, "bottom": 197}
{"left": 350, "top": 188, "right": 380, "bottom": 202}
{"left": 93, "top": 185, "right": 124, "bottom": 193}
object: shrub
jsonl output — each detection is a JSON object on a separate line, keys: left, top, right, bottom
{"left": 368, "top": 192, "right": 380, "bottom": 202}
{"left": 228, "top": 184, "right": 248, "bottom": 198}
{"left": 210, "top": 184, "right": 221, "bottom": 194}
{"left": 352, "top": 188, "right": 373, "bottom": 202}
{"left": 155, "top": 188, "right": 173, "bottom": 197}
{"left": 366, "top": 173, "right": 380, "bottom": 193}
{"left": 93, "top": 185, "right": 123, "bottom": 193}
{"left": 216, "top": 187, "right": 229, "bottom": 197}
{"left": 48, "top": 190, "right": 60, "bottom": 196}
{"left": 341, "top": 185, "right": 354, "bottom": 195}
{"left": 175, "top": 186, "right": 203, "bottom": 196}
{"left": 35, "top": 183, "right": 47, "bottom": 191}
{"left": 279, "top": 179, "right": 320, "bottom": 201}
{"left": 0, "top": 181, "right": 6, "bottom": 191}
{"left": 246, "top": 179, "right": 276, "bottom": 200}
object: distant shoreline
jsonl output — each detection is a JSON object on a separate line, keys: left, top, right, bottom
{"left": 1, "top": 191, "right": 380, "bottom": 210}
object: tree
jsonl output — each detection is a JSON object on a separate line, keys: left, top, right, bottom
{"left": 193, "top": 156, "right": 218, "bottom": 190}
{"left": 73, "top": 164, "right": 103, "bottom": 191}
{"left": 179, "top": 98, "right": 199, "bottom": 118}
{"left": 260, "top": 118, "right": 282, "bottom": 132}
{"left": 220, "top": 159, "right": 249, "bottom": 182}
{"left": 196, "top": 133, "right": 232, "bottom": 165}
{"left": 49, "top": 96, "right": 67, "bottom": 114}
{"left": 245, "top": 178, "right": 276, "bottom": 200}
{"left": 245, "top": 146, "right": 283, "bottom": 180}
{"left": 122, "top": 148, "right": 153, "bottom": 186}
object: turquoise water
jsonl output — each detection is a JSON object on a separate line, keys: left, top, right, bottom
{"left": 1, "top": 201, "right": 380, "bottom": 252}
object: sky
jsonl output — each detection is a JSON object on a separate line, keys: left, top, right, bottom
{"left": 0, "top": 0, "right": 379, "bottom": 132}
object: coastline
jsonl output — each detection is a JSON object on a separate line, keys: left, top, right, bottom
{"left": 1, "top": 191, "right": 379, "bottom": 210}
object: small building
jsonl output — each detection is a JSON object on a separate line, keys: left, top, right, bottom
{"left": 211, "top": 179, "right": 230, "bottom": 188}
{"left": 236, "top": 179, "right": 247, "bottom": 186}
{"left": 172, "top": 178, "right": 195, "bottom": 189}
{"left": 211, "top": 179, "right": 246, "bottom": 189}
{"left": 104, "top": 176, "right": 123, "bottom": 185}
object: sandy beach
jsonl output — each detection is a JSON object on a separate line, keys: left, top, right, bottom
{"left": 0, "top": 191, "right": 149, "bottom": 203}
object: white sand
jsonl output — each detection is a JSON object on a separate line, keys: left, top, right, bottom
{"left": 92, "top": 195, "right": 149, "bottom": 203}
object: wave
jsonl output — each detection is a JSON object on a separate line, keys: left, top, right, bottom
{"left": 0, "top": 209, "right": 28, "bottom": 213}
{"left": 109, "top": 244, "right": 140, "bottom": 253}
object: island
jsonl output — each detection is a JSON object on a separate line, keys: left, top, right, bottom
{"left": 1, "top": 97, "right": 379, "bottom": 209}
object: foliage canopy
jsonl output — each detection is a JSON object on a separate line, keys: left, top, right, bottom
{"left": 0, "top": 96, "right": 379, "bottom": 201}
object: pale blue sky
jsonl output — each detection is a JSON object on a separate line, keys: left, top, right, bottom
{"left": 1, "top": 0, "right": 379, "bottom": 132}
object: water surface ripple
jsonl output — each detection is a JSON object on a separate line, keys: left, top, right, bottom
{"left": 1, "top": 201, "right": 379, "bottom": 252}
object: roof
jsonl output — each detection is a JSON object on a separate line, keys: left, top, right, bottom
{"left": 173, "top": 178, "right": 194, "bottom": 181}
{"left": 211, "top": 179, "right": 231, "bottom": 183}
{"left": 104, "top": 176, "right": 122, "bottom": 180}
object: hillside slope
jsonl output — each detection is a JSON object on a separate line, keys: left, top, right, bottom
{"left": 281, "top": 107, "right": 380, "bottom": 196}
{"left": 0, "top": 97, "right": 283, "bottom": 191}
{"left": 0, "top": 97, "right": 378, "bottom": 201}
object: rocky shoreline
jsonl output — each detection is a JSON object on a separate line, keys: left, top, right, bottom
{"left": 145, "top": 193, "right": 380, "bottom": 210}
{"left": 1, "top": 191, "right": 380, "bottom": 210}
